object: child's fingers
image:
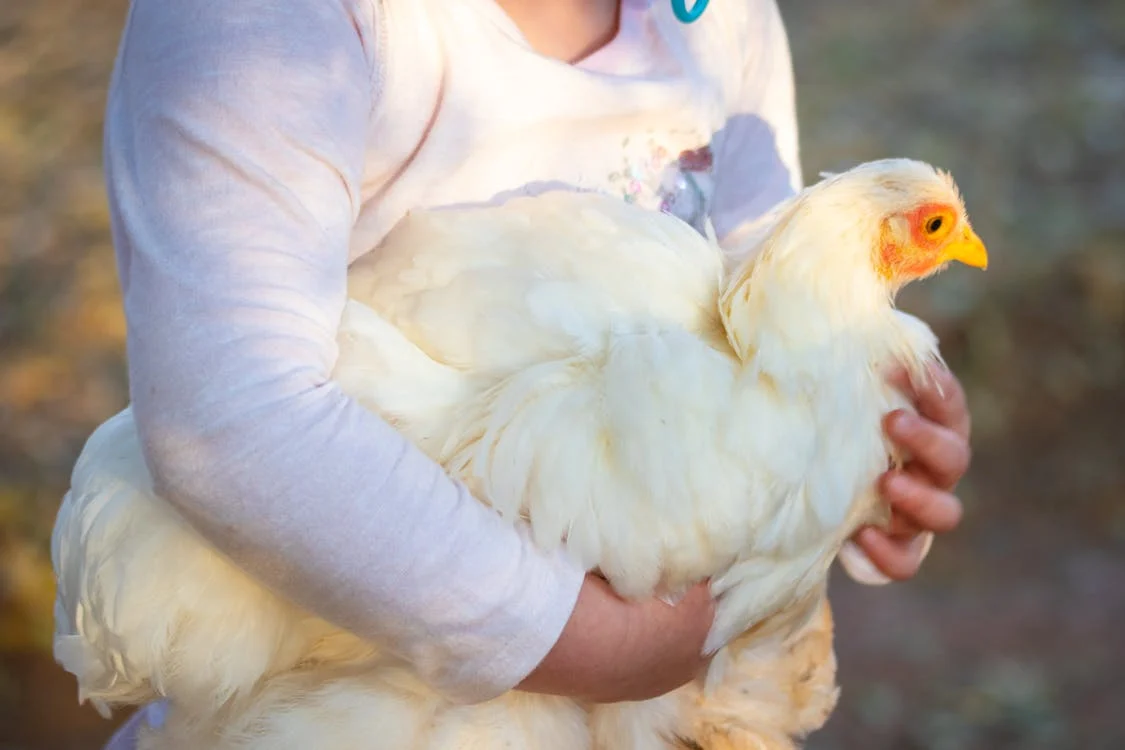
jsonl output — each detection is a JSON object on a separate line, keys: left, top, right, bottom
{"left": 884, "top": 410, "right": 971, "bottom": 490}
{"left": 887, "top": 365, "right": 971, "bottom": 440}
{"left": 885, "top": 510, "right": 923, "bottom": 538}
{"left": 919, "top": 367, "right": 971, "bottom": 440}
{"left": 879, "top": 469, "right": 963, "bottom": 534}
{"left": 851, "top": 527, "right": 929, "bottom": 581}
{"left": 884, "top": 365, "right": 914, "bottom": 394}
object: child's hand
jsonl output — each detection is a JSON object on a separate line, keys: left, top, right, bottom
{"left": 852, "top": 365, "right": 969, "bottom": 580}
{"left": 519, "top": 574, "right": 714, "bottom": 702}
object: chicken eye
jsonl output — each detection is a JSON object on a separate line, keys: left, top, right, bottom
{"left": 925, "top": 216, "right": 944, "bottom": 234}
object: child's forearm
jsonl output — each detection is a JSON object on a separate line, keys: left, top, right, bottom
{"left": 106, "top": 0, "right": 582, "bottom": 703}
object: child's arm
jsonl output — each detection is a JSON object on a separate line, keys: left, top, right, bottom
{"left": 708, "top": 0, "right": 966, "bottom": 582}
{"left": 106, "top": 0, "right": 711, "bottom": 703}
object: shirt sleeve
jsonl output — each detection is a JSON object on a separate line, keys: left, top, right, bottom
{"left": 105, "top": 0, "right": 583, "bottom": 703}
{"left": 709, "top": 0, "right": 803, "bottom": 257}
{"left": 707, "top": 0, "right": 934, "bottom": 583}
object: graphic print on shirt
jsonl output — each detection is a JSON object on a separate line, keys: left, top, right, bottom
{"left": 606, "top": 131, "right": 715, "bottom": 234}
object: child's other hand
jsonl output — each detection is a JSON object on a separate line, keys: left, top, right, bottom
{"left": 518, "top": 574, "right": 714, "bottom": 702}
{"left": 853, "top": 365, "right": 969, "bottom": 580}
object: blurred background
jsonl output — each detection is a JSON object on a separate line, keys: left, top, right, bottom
{"left": 1, "top": 0, "right": 1122, "bottom": 748}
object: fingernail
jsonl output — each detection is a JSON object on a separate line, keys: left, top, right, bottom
{"left": 883, "top": 366, "right": 909, "bottom": 384}
{"left": 889, "top": 413, "right": 917, "bottom": 437}
{"left": 885, "top": 472, "right": 911, "bottom": 496}
{"left": 854, "top": 526, "right": 879, "bottom": 545}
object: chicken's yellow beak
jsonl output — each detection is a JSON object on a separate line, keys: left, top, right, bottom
{"left": 939, "top": 226, "right": 988, "bottom": 270}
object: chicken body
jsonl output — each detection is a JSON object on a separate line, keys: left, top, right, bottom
{"left": 52, "top": 159, "right": 983, "bottom": 749}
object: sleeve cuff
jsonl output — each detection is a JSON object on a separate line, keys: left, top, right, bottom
{"left": 433, "top": 548, "right": 586, "bottom": 704}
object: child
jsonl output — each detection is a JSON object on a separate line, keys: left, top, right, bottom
{"left": 100, "top": 0, "right": 968, "bottom": 746}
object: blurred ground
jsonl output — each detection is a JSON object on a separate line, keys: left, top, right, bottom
{"left": 1, "top": 0, "right": 1123, "bottom": 748}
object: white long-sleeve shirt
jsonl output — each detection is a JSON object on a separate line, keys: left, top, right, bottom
{"left": 102, "top": 4, "right": 906, "bottom": 743}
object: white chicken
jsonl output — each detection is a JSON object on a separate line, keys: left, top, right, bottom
{"left": 52, "top": 158, "right": 987, "bottom": 750}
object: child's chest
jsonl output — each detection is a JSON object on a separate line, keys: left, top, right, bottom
{"left": 586, "top": 130, "right": 718, "bottom": 233}
{"left": 350, "top": 0, "right": 746, "bottom": 258}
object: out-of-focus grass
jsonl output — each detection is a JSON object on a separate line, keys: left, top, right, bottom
{"left": 787, "top": 2, "right": 1125, "bottom": 748}
{"left": 1, "top": 2, "right": 130, "bottom": 745}
{"left": 1, "top": 0, "right": 1123, "bottom": 748}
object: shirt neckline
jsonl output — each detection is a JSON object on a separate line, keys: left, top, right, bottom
{"left": 467, "top": 0, "right": 656, "bottom": 70}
